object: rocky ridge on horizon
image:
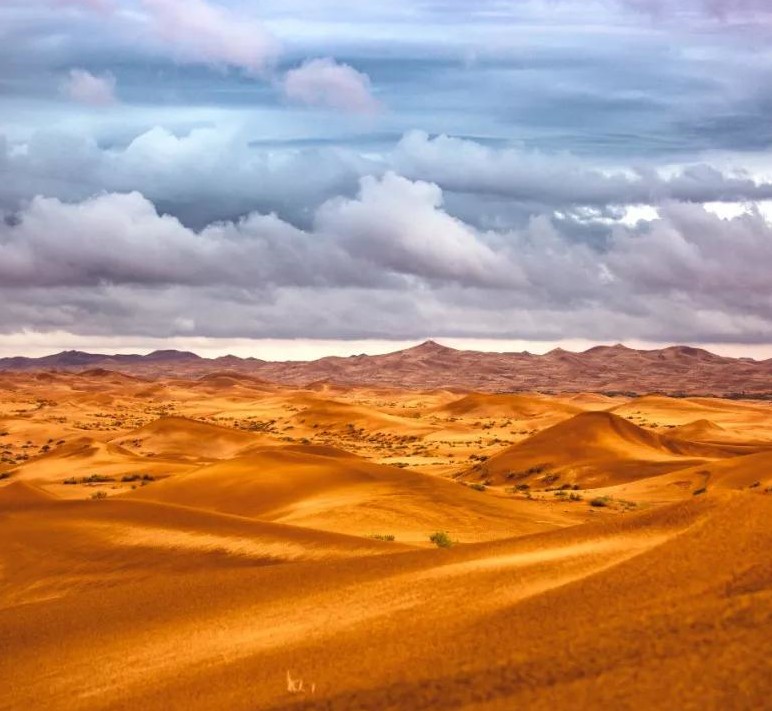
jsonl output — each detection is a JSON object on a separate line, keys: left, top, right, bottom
{"left": 0, "top": 341, "right": 770, "bottom": 396}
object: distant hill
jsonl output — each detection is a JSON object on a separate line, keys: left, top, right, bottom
{"left": 1, "top": 341, "right": 771, "bottom": 395}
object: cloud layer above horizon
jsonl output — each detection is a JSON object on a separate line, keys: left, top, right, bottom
{"left": 1, "top": 0, "right": 772, "bottom": 346}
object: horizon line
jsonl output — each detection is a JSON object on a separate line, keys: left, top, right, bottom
{"left": 1, "top": 336, "right": 772, "bottom": 363}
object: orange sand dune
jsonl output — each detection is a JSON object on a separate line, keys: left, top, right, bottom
{"left": 671, "top": 418, "right": 730, "bottom": 441}
{"left": 435, "top": 392, "right": 580, "bottom": 419}
{"left": 1, "top": 491, "right": 768, "bottom": 710}
{"left": 602, "top": 448, "right": 772, "bottom": 503}
{"left": 289, "top": 396, "right": 436, "bottom": 435}
{"left": 0, "top": 483, "right": 409, "bottom": 609}
{"left": 0, "top": 479, "right": 57, "bottom": 508}
{"left": 110, "top": 415, "right": 264, "bottom": 461}
{"left": 4, "top": 435, "right": 194, "bottom": 498}
{"left": 468, "top": 410, "right": 745, "bottom": 487}
{"left": 1, "top": 376, "right": 771, "bottom": 710}
{"left": 129, "top": 444, "right": 582, "bottom": 542}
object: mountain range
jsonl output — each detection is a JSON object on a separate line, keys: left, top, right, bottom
{"left": 1, "top": 341, "right": 770, "bottom": 395}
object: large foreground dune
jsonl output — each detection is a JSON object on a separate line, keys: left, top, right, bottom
{"left": 0, "top": 371, "right": 770, "bottom": 709}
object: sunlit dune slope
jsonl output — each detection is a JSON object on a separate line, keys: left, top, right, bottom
{"left": 671, "top": 418, "right": 729, "bottom": 441}
{"left": 128, "top": 445, "right": 581, "bottom": 542}
{"left": 603, "top": 448, "right": 772, "bottom": 503}
{"left": 435, "top": 392, "right": 580, "bottom": 419}
{"left": 1, "top": 491, "right": 769, "bottom": 711}
{"left": 0, "top": 482, "right": 406, "bottom": 609}
{"left": 269, "top": 492, "right": 772, "bottom": 711}
{"left": 467, "top": 410, "right": 743, "bottom": 487}
{"left": 4, "top": 435, "right": 193, "bottom": 494}
{"left": 289, "top": 396, "right": 435, "bottom": 435}
{"left": 110, "top": 416, "right": 263, "bottom": 461}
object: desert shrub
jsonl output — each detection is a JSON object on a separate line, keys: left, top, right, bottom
{"left": 429, "top": 531, "right": 454, "bottom": 548}
{"left": 63, "top": 477, "right": 78, "bottom": 485}
{"left": 0, "top": 471, "right": 11, "bottom": 481}
{"left": 90, "top": 491, "right": 108, "bottom": 500}
{"left": 749, "top": 481, "right": 761, "bottom": 489}
{"left": 122, "top": 474, "right": 156, "bottom": 483}
{"left": 590, "top": 497, "right": 611, "bottom": 508}
{"left": 554, "top": 490, "right": 567, "bottom": 498}
{"left": 468, "top": 483, "right": 487, "bottom": 492}
{"left": 693, "top": 487, "right": 708, "bottom": 496}
{"left": 83, "top": 474, "right": 115, "bottom": 484}
{"left": 370, "top": 534, "right": 396, "bottom": 542}
{"left": 515, "top": 483, "right": 530, "bottom": 491}
{"left": 569, "top": 493, "right": 583, "bottom": 502}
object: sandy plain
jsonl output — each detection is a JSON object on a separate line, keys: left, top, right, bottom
{"left": 1, "top": 370, "right": 771, "bottom": 710}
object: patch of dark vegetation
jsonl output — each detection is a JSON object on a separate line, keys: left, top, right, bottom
{"left": 370, "top": 534, "right": 396, "bottom": 542}
{"left": 693, "top": 487, "right": 708, "bottom": 496}
{"left": 429, "top": 531, "right": 454, "bottom": 548}
{"left": 121, "top": 474, "right": 156, "bottom": 483}
{"left": 64, "top": 474, "right": 117, "bottom": 485}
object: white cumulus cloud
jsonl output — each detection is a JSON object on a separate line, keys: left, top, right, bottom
{"left": 61, "top": 69, "right": 117, "bottom": 106}
{"left": 283, "top": 58, "right": 381, "bottom": 114}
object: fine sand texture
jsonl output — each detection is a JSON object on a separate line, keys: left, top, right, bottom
{"left": 1, "top": 372, "right": 770, "bottom": 710}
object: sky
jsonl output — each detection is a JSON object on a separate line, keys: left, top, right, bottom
{"left": 1, "top": 0, "right": 772, "bottom": 359}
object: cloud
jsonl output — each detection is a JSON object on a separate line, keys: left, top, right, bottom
{"left": 315, "top": 172, "right": 516, "bottom": 285}
{"left": 5, "top": 127, "right": 772, "bottom": 234}
{"left": 1, "top": 178, "right": 772, "bottom": 343}
{"left": 61, "top": 69, "right": 117, "bottom": 106}
{"left": 621, "top": 0, "right": 772, "bottom": 17}
{"left": 139, "top": 0, "right": 281, "bottom": 76}
{"left": 0, "top": 175, "right": 518, "bottom": 291}
{"left": 394, "top": 131, "right": 772, "bottom": 208}
{"left": 54, "top": 0, "right": 115, "bottom": 11}
{"left": 283, "top": 58, "right": 381, "bottom": 114}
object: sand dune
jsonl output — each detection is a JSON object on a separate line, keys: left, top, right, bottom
{"left": 1, "top": 375, "right": 770, "bottom": 710}
{"left": 3, "top": 435, "right": 193, "bottom": 497}
{"left": 671, "top": 418, "right": 729, "bottom": 441}
{"left": 110, "top": 416, "right": 263, "bottom": 462}
{"left": 1, "top": 491, "right": 768, "bottom": 710}
{"left": 435, "top": 392, "right": 580, "bottom": 419}
{"left": 466, "top": 410, "right": 743, "bottom": 487}
{"left": 129, "top": 444, "right": 582, "bottom": 542}
{"left": 289, "top": 396, "right": 435, "bottom": 436}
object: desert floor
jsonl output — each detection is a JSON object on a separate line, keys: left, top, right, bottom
{"left": 1, "top": 371, "right": 771, "bottom": 709}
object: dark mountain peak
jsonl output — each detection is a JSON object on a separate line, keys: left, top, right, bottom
{"left": 583, "top": 343, "right": 636, "bottom": 356}
{"left": 144, "top": 350, "right": 203, "bottom": 362}
{"left": 403, "top": 340, "right": 457, "bottom": 356}
{"left": 43, "top": 350, "right": 104, "bottom": 366}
